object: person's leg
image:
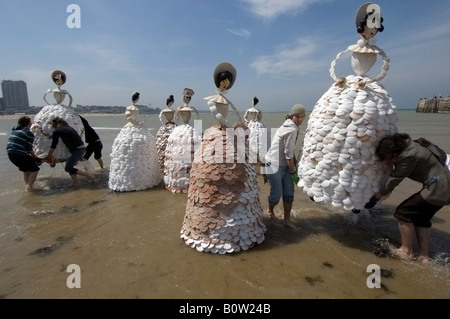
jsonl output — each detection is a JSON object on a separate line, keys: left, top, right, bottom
{"left": 96, "top": 158, "right": 104, "bottom": 169}
{"left": 413, "top": 207, "right": 439, "bottom": 264}
{"left": 268, "top": 203, "right": 277, "bottom": 220}
{"left": 23, "top": 172, "right": 30, "bottom": 185}
{"left": 27, "top": 171, "right": 38, "bottom": 191}
{"left": 266, "top": 164, "right": 283, "bottom": 219}
{"left": 66, "top": 154, "right": 79, "bottom": 187}
{"left": 94, "top": 142, "right": 104, "bottom": 168}
{"left": 283, "top": 201, "right": 292, "bottom": 221}
{"left": 67, "top": 149, "right": 95, "bottom": 185}
{"left": 70, "top": 174, "right": 79, "bottom": 187}
{"left": 76, "top": 169, "right": 96, "bottom": 181}
{"left": 415, "top": 226, "right": 430, "bottom": 263}
{"left": 395, "top": 193, "right": 440, "bottom": 262}
{"left": 282, "top": 201, "right": 299, "bottom": 230}
{"left": 281, "top": 168, "right": 298, "bottom": 230}
{"left": 396, "top": 220, "right": 415, "bottom": 260}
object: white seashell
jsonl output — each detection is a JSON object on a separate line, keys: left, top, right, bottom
{"left": 348, "top": 147, "right": 359, "bottom": 155}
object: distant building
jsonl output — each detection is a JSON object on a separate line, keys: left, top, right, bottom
{"left": 1, "top": 80, "right": 30, "bottom": 113}
{"left": 416, "top": 96, "right": 450, "bottom": 113}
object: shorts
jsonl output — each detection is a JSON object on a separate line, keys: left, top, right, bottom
{"left": 84, "top": 140, "right": 103, "bottom": 160}
{"left": 394, "top": 192, "right": 442, "bottom": 228}
{"left": 8, "top": 153, "right": 40, "bottom": 172}
{"left": 266, "top": 164, "right": 294, "bottom": 205}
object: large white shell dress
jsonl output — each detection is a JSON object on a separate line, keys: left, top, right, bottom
{"left": 245, "top": 109, "right": 268, "bottom": 163}
{"left": 156, "top": 123, "right": 176, "bottom": 173}
{"left": 297, "top": 39, "right": 398, "bottom": 211}
{"left": 163, "top": 119, "right": 202, "bottom": 193}
{"left": 156, "top": 110, "right": 177, "bottom": 174}
{"left": 31, "top": 97, "right": 84, "bottom": 161}
{"left": 108, "top": 116, "right": 161, "bottom": 192}
{"left": 180, "top": 92, "right": 266, "bottom": 254}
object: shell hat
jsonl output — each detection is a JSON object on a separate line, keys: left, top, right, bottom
{"left": 51, "top": 70, "right": 66, "bottom": 86}
{"left": 183, "top": 88, "right": 195, "bottom": 97}
{"left": 213, "top": 62, "right": 236, "bottom": 90}
{"left": 355, "top": 2, "right": 383, "bottom": 40}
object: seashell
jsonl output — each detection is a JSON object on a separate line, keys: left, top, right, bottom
{"left": 314, "top": 121, "right": 324, "bottom": 129}
{"left": 335, "top": 109, "right": 347, "bottom": 117}
{"left": 331, "top": 200, "right": 342, "bottom": 207}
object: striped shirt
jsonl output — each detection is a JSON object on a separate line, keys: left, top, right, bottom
{"left": 6, "top": 126, "right": 34, "bottom": 157}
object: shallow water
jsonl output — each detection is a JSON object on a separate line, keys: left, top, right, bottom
{"left": 0, "top": 110, "right": 449, "bottom": 299}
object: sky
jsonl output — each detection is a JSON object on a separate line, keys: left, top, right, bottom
{"left": 1, "top": 0, "right": 450, "bottom": 112}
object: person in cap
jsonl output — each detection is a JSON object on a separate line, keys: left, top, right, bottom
{"left": 264, "top": 104, "right": 307, "bottom": 230}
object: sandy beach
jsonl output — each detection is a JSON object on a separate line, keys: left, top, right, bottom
{"left": 0, "top": 110, "right": 450, "bottom": 301}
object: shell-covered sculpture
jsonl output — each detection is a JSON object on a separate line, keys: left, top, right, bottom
{"left": 297, "top": 3, "right": 398, "bottom": 212}
{"left": 180, "top": 62, "right": 266, "bottom": 253}
{"left": 163, "top": 88, "right": 202, "bottom": 193}
{"left": 156, "top": 94, "right": 177, "bottom": 173}
{"left": 31, "top": 70, "right": 85, "bottom": 161}
{"left": 244, "top": 96, "right": 268, "bottom": 164}
{"left": 108, "top": 92, "right": 161, "bottom": 192}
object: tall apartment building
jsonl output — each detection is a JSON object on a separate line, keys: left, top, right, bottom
{"left": 1, "top": 80, "right": 30, "bottom": 112}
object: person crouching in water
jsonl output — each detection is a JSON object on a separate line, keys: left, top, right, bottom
{"left": 6, "top": 115, "right": 41, "bottom": 191}
{"left": 46, "top": 117, "right": 96, "bottom": 187}
{"left": 367, "top": 133, "right": 450, "bottom": 263}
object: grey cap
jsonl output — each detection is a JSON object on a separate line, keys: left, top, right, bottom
{"left": 289, "top": 104, "right": 306, "bottom": 116}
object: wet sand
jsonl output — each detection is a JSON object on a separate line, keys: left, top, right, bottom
{"left": 1, "top": 169, "right": 449, "bottom": 299}
{"left": 1, "top": 111, "right": 450, "bottom": 300}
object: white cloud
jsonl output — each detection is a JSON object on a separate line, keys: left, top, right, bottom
{"left": 250, "top": 37, "right": 324, "bottom": 76}
{"left": 226, "top": 28, "right": 252, "bottom": 38}
{"left": 241, "top": 0, "right": 324, "bottom": 19}
{"left": 15, "top": 68, "right": 50, "bottom": 89}
{"left": 71, "top": 43, "right": 137, "bottom": 73}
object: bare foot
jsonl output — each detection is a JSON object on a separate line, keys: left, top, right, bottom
{"left": 417, "top": 256, "right": 431, "bottom": 265}
{"left": 268, "top": 211, "right": 279, "bottom": 221}
{"left": 25, "top": 186, "right": 34, "bottom": 192}
{"left": 283, "top": 220, "right": 300, "bottom": 231}
{"left": 392, "top": 248, "right": 414, "bottom": 261}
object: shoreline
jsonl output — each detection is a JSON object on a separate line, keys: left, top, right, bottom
{"left": 0, "top": 113, "right": 127, "bottom": 121}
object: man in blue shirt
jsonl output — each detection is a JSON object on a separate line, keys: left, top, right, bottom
{"left": 6, "top": 116, "right": 41, "bottom": 191}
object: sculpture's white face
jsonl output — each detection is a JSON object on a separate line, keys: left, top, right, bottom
{"left": 219, "top": 78, "right": 230, "bottom": 92}
{"left": 359, "top": 25, "right": 378, "bottom": 40}
{"left": 183, "top": 95, "right": 191, "bottom": 105}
